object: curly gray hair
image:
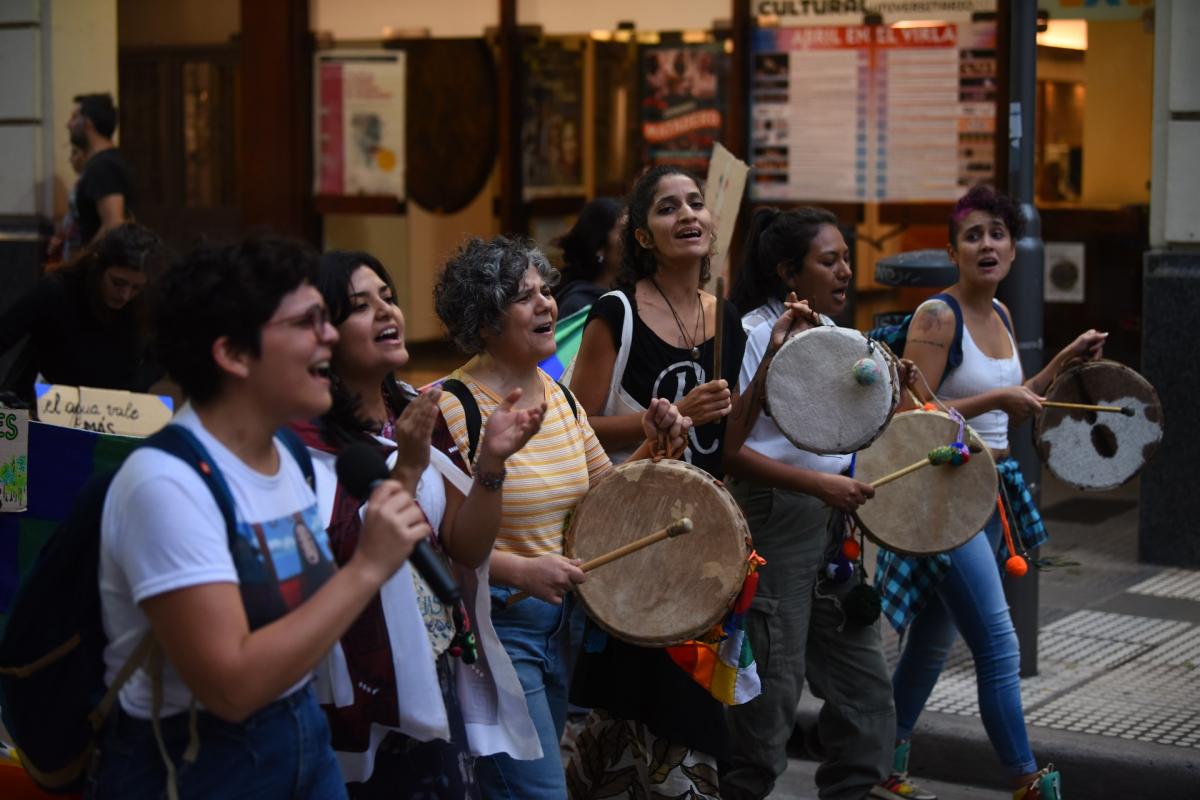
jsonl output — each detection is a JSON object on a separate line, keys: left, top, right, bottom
{"left": 434, "top": 235, "right": 560, "bottom": 355}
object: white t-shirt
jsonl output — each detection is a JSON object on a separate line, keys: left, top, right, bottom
{"left": 99, "top": 406, "right": 333, "bottom": 719}
{"left": 739, "top": 304, "right": 853, "bottom": 475}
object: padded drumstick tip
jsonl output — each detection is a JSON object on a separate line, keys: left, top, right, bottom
{"left": 1120, "top": 406, "right": 1135, "bottom": 417}
{"left": 667, "top": 518, "right": 694, "bottom": 537}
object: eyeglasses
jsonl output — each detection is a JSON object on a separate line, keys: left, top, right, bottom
{"left": 266, "top": 304, "right": 330, "bottom": 337}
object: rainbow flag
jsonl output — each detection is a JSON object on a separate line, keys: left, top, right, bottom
{"left": 666, "top": 552, "right": 765, "bottom": 705}
{"left": 538, "top": 306, "right": 591, "bottom": 381}
{"left": 0, "top": 423, "right": 138, "bottom": 634}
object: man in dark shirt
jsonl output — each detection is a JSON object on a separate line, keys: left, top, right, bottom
{"left": 68, "top": 93, "right": 137, "bottom": 245}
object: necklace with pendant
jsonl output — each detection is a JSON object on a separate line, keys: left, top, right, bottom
{"left": 651, "top": 277, "right": 704, "bottom": 360}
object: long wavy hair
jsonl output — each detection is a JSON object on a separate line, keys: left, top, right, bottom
{"left": 731, "top": 206, "right": 840, "bottom": 313}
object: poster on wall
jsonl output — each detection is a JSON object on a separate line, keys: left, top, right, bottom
{"left": 522, "top": 39, "right": 585, "bottom": 199}
{"left": 315, "top": 51, "right": 406, "bottom": 199}
{"left": 1044, "top": 241, "right": 1086, "bottom": 303}
{"left": 0, "top": 408, "right": 26, "bottom": 513}
{"left": 640, "top": 43, "right": 727, "bottom": 174}
{"left": 750, "top": 20, "right": 996, "bottom": 203}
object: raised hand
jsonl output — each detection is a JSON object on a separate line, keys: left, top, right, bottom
{"left": 479, "top": 387, "right": 546, "bottom": 466}
{"left": 390, "top": 386, "right": 440, "bottom": 490}
{"left": 1057, "top": 329, "right": 1107, "bottom": 368}
{"left": 768, "top": 291, "right": 822, "bottom": 352}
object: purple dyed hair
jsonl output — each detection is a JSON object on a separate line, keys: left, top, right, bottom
{"left": 948, "top": 184, "right": 1022, "bottom": 244}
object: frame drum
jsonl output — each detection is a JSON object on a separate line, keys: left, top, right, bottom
{"left": 765, "top": 327, "right": 899, "bottom": 455}
{"left": 854, "top": 410, "right": 997, "bottom": 555}
{"left": 564, "top": 459, "right": 750, "bottom": 647}
{"left": 1034, "top": 360, "right": 1163, "bottom": 491}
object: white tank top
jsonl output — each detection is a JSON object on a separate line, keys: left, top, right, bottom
{"left": 930, "top": 301, "right": 1023, "bottom": 450}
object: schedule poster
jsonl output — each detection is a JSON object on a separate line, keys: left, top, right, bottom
{"left": 522, "top": 40, "right": 585, "bottom": 199}
{"left": 315, "top": 51, "right": 406, "bottom": 199}
{"left": 750, "top": 21, "right": 996, "bottom": 202}
{"left": 640, "top": 43, "right": 727, "bottom": 174}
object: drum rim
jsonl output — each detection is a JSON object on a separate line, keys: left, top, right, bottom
{"left": 1033, "top": 359, "right": 1163, "bottom": 491}
{"left": 564, "top": 458, "right": 751, "bottom": 647}
{"left": 853, "top": 409, "right": 998, "bottom": 556}
{"left": 765, "top": 327, "right": 901, "bottom": 455}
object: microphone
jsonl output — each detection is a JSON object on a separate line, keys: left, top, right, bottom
{"left": 336, "top": 442, "right": 462, "bottom": 605}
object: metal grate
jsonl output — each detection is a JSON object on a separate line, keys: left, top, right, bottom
{"left": 1126, "top": 568, "right": 1200, "bottom": 602}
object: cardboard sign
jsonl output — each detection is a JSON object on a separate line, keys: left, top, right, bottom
{"left": 35, "top": 384, "right": 174, "bottom": 438}
{"left": 0, "top": 408, "right": 28, "bottom": 513}
{"left": 704, "top": 142, "right": 750, "bottom": 293}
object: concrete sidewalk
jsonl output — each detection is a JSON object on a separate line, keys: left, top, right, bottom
{"left": 789, "top": 474, "right": 1200, "bottom": 799}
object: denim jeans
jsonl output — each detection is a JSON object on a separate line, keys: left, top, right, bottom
{"left": 891, "top": 512, "right": 1038, "bottom": 776}
{"left": 474, "top": 585, "right": 574, "bottom": 799}
{"left": 89, "top": 683, "right": 347, "bottom": 800}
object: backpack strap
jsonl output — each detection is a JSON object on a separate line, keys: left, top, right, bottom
{"left": 992, "top": 299, "right": 1015, "bottom": 336}
{"left": 441, "top": 378, "right": 483, "bottom": 468}
{"left": 143, "top": 425, "right": 238, "bottom": 543}
{"left": 556, "top": 380, "right": 580, "bottom": 421}
{"left": 274, "top": 426, "right": 316, "bottom": 491}
{"left": 925, "top": 292, "right": 966, "bottom": 376}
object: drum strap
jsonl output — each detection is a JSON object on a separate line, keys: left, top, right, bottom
{"left": 441, "top": 378, "right": 578, "bottom": 466}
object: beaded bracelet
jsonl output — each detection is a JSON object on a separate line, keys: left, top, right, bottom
{"left": 475, "top": 466, "right": 506, "bottom": 491}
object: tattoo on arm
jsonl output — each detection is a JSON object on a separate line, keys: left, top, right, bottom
{"left": 908, "top": 338, "right": 947, "bottom": 349}
{"left": 912, "top": 301, "right": 952, "bottom": 334}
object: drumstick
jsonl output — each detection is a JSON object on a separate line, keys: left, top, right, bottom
{"left": 506, "top": 518, "right": 694, "bottom": 606}
{"left": 712, "top": 277, "right": 725, "bottom": 384}
{"left": 870, "top": 443, "right": 985, "bottom": 489}
{"left": 1041, "top": 400, "right": 1134, "bottom": 417}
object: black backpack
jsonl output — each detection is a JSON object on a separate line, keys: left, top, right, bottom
{"left": 0, "top": 423, "right": 313, "bottom": 793}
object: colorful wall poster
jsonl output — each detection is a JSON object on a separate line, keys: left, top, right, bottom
{"left": 315, "top": 51, "right": 406, "bottom": 198}
{"left": 522, "top": 39, "right": 585, "bottom": 199}
{"left": 641, "top": 43, "right": 727, "bottom": 174}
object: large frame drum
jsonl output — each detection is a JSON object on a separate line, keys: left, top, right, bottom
{"left": 1034, "top": 360, "right": 1163, "bottom": 491}
{"left": 765, "top": 326, "right": 899, "bottom": 455}
{"left": 854, "top": 410, "right": 998, "bottom": 555}
{"left": 564, "top": 459, "right": 750, "bottom": 647}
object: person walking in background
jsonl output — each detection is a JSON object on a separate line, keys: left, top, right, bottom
{"left": 68, "top": 93, "right": 137, "bottom": 245}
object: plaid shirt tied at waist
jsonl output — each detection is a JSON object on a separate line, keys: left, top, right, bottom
{"left": 874, "top": 458, "right": 1048, "bottom": 634}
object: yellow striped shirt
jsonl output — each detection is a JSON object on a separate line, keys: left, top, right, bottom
{"left": 438, "top": 368, "right": 612, "bottom": 556}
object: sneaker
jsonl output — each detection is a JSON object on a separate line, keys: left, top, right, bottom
{"left": 871, "top": 774, "right": 938, "bottom": 800}
{"left": 1013, "top": 764, "right": 1062, "bottom": 800}
{"left": 869, "top": 740, "right": 937, "bottom": 800}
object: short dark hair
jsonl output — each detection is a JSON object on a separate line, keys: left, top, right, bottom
{"left": 617, "top": 165, "right": 711, "bottom": 290}
{"left": 315, "top": 250, "right": 413, "bottom": 447}
{"left": 434, "top": 236, "right": 558, "bottom": 355}
{"left": 949, "top": 184, "right": 1022, "bottom": 244}
{"left": 151, "top": 235, "right": 319, "bottom": 405}
{"left": 73, "top": 93, "right": 118, "bottom": 138}
{"left": 731, "top": 206, "right": 840, "bottom": 313}
{"left": 554, "top": 197, "right": 622, "bottom": 288}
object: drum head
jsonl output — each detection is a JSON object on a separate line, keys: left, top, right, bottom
{"left": 1035, "top": 360, "right": 1163, "bottom": 491}
{"left": 765, "top": 327, "right": 898, "bottom": 454}
{"left": 854, "top": 410, "right": 997, "bottom": 556}
{"left": 565, "top": 460, "right": 750, "bottom": 647}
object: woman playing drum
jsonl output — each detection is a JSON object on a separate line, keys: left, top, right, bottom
{"left": 566, "top": 166, "right": 810, "bottom": 799}
{"left": 432, "top": 236, "right": 689, "bottom": 800}
{"left": 874, "top": 185, "right": 1105, "bottom": 800}
{"left": 721, "top": 207, "right": 897, "bottom": 800}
